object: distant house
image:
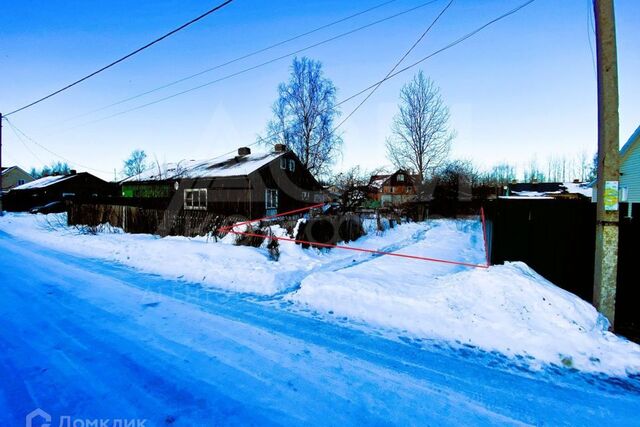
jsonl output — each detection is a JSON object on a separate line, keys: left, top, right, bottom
{"left": 1, "top": 166, "right": 34, "bottom": 191}
{"left": 620, "top": 125, "right": 640, "bottom": 204}
{"left": 5, "top": 171, "right": 115, "bottom": 212}
{"left": 368, "top": 169, "right": 419, "bottom": 207}
{"left": 121, "top": 145, "right": 323, "bottom": 218}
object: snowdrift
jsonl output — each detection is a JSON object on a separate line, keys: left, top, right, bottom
{"left": 1, "top": 213, "right": 639, "bottom": 377}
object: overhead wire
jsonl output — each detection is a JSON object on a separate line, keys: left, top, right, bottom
{"left": 54, "top": 0, "right": 401, "bottom": 125}
{"left": 5, "top": 0, "right": 235, "bottom": 116}
{"left": 4, "top": 118, "right": 112, "bottom": 174}
{"left": 334, "top": 0, "right": 455, "bottom": 131}
{"left": 55, "top": 0, "right": 440, "bottom": 133}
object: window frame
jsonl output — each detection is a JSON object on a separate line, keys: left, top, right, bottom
{"left": 280, "top": 158, "right": 287, "bottom": 170}
{"left": 397, "top": 174, "right": 405, "bottom": 182}
{"left": 184, "top": 188, "right": 207, "bottom": 211}
{"left": 288, "top": 159, "right": 295, "bottom": 172}
{"left": 265, "top": 188, "right": 278, "bottom": 209}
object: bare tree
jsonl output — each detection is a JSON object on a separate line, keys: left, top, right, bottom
{"left": 481, "top": 162, "right": 516, "bottom": 186}
{"left": 386, "top": 71, "right": 454, "bottom": 182}
{"left": 523, "top": 156, "right": 545, "bottom": 183}
{"left": 259, "top": 57, "right": 342, "bottom": 177}
{"left": 122, "top": 149, "right": 149, "bottom": 178}
{"left": 331, "top": 166, "right": 386, "bottom": 211}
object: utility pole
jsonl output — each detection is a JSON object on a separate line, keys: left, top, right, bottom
{"left": 593, "top": 0, "right": 620, "bottom": 326}
{"left": 0, "top": 112, "right": 3, "bottom": 216}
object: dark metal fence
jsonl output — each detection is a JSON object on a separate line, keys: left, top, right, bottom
{"left": 485, "top": 199, "right": 638, "bottom": 336}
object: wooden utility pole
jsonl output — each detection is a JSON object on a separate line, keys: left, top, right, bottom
{"left": 593, "top": 0, "right": 620, "bottom": 326}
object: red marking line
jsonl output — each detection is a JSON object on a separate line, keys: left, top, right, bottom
{"left": 218, "top": 203, "right": 325, "bottom": 232}
{"left": 221, "top": 202, "right": 489, "bottom": 269}
{"left": 227, "top": 230, "right": 489, "bottom": 269}
{"left": 480, "top": 206, "right": 491, "bottom": 267}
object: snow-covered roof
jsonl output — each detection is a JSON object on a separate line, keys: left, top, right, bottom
{"left": 507, "top": 182, "right": 592, "bottom": 199}
{"left": 369, "top": 175, "right": 389, "bottom": 189}
{"left": 123, "top": 150, "right": 286, "bottom": 182}
{"left": 12, "top": 174, "right": 74, "bottom": 190}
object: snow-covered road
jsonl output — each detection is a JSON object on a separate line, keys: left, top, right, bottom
{"left": 1, "top": 230, "right": 639, "bottom": 426}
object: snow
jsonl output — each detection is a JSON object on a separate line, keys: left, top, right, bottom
{"left": 123, "top": 151, "right": 285, "bottom": 181}
{"left": 562, "top": 181, "right": 593, "bottom": 198}
{"left": 0, "top": 213, "right": 639, "bottom": 378}
{"left": 507, "top": 182, "right": 593, "bottom": 199}
{"left": 12, "top": 174, "right": 73, "bottom": 190}
{"left": 2, "top": 234, "right": 639, "bottom": 425}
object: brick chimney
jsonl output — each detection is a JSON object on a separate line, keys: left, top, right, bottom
{"left": 274, "top": 143, "right": 287, "bottom": 153}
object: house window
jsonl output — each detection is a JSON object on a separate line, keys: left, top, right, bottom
{"left": 289, "top": 159, "right": 295, "bottom": 172}
{"left": 17, "top": 179, "right": 25, "bottom": 186}
{"left": 301, "top": 191, "right": 309, "bottom": 201}
{"left": 280, "top": 158, "right": 287, "bottom": 170}
{"left": 397, "top": 174, "right": 405, "bottom": 182}
{"left": 265, "top": 188, "right": 278, "bottom": 209}
{"left": 184, "top": 188, "right": 207, "bottom": 210}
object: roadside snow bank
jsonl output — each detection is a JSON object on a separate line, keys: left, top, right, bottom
{"left": 0, "top": 213, "right": 431, "bottom": 296}
{"left": 289, "top": 221, "right": 640, "bottom": 376}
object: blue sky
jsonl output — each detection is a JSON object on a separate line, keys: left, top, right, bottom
{"left": 1, "top": 0, "right": 638, "bottom": 180}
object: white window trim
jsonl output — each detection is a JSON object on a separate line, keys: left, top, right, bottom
{"left": 184, "top": 188, "right": 207, "bottom": 210}
{"left": 289, "top": 159, "right": 295, "bottom": 172}
{"left": 280, "top": 158, "right": 287, "bottom": 170}
{"left": 265, "top": 188, "right": 278, "bottom": 209}
{"left": 397, "top": 174, "right": 405, "bottom": 182}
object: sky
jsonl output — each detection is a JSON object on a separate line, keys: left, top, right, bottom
{"left": 1, "top": 0, "right": 638, "bottom": 181}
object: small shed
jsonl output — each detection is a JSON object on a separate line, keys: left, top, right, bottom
{"left": 121, "top": 145, "right": 323, "bottom": 219}
{"left": 5, "top": 171, "right": 115, "bottom": 212}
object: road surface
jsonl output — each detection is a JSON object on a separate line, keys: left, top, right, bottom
{"left": 1, "top": 230, "right": 639, "bottom": 426}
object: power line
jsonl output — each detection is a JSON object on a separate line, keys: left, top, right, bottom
{"left": 334, "top": 0, "right": 454, "bottom": 131}
{"left": 5, "top": 0, "right": 235, "bottom": 116}
{"left": 56, "top": 0, "right": 439, "bottom": 132}
{"left": 4, "top": 118, "right": 112, "bottom": 174}
{"left": 258, "top": 0, "right": 537, "bottom": 155}
{"left": 10, "top": 0, "right": 535, "bottom": 177}
{"left": 198, "top": 0, "right": 536, "bottom": 167}
{"left": 6, "top": 120, "right": 45, "bottom": 165}
{"left": 55, "top": 0, "right": 400, "bottom": 125}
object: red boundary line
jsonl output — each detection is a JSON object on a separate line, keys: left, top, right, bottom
{"left": 222, "top": 203, "right": 489, "bottom": 269}
{"left": 218, "top": 203, "right": 325, "bottom": 232}
{"left": 480, "top": 206, "right": 491, "bottom": 267}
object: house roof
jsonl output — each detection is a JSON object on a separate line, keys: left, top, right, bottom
{"left": 1, "top": 166, "right": 30, "bottom": 176}
{"left": 12, "top": 174, "right": 75, "bottom": 190}
{"left": 368, "top": 169, "right": 419, "bottom": 189}
{"left": 620, "top": 124, "right": 640, "bottom": 160}
{"left": 123, "top": 150, "right": 287, "bottom": 182}
{"left": 507, "top": 182, "right": 592, "bottom": 198}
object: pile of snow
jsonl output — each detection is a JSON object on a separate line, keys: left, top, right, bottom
{"left": 1, "top": 213, "right": 638, "bottom": 376}
{"left": 0, "top": 213, "right": 431, "bottom": 296}
{"left": 289, "top": 220, "right": 640, "bottom": 376}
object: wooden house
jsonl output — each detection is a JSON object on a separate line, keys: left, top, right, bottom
{"left": 1, "top": 166, "right": 34, "bottom": 191}
{"left": 5, "top": 171, "right": 116, "bottom": 212}
{"left": 368, "top": 169, "right": 419, "bottom": 207}
{"left": 121, "top": 145, "right": 323, "bottom": 219}
{"left": 620, "top": 124, "right": 640, "bottom": 205}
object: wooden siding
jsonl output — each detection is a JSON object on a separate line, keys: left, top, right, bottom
{"left": 1, "top": 167, "right": 34, "bottom": 191}
{"left": 621, "top": 137, "right": 640, "bottom": 203}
